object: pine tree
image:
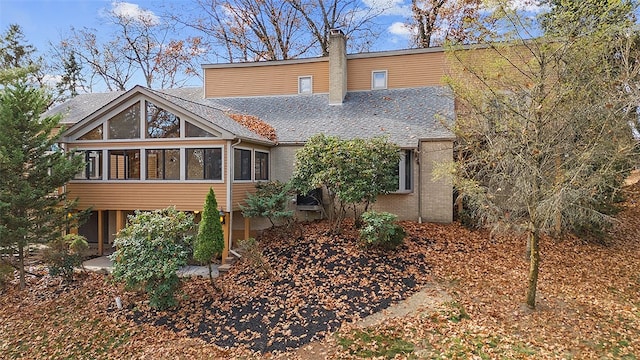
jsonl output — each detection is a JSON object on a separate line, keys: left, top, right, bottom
{"left": 0, "top": 80, "right": 84, "bottom": 289}
{"left": 194, "top": 188, "right": 224, "bottom": 283}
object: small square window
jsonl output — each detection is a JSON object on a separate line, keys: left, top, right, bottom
{"left": 298, "top": 76, "right": 313, "bottom": 94}
{"left": 372, "top": 70, "right": 387, "bottom": 90}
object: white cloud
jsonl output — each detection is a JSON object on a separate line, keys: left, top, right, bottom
{"left": 387, "top": 21, "right": 413, "bottom": 38}
{"left": 363, "top": 0, "right": 412, "bottom": 17}
{"left": 482, "top": 0, "right": 549, "bottom": 14}
{"left": 109, "top": 1, "right": 160, "bottom": 25}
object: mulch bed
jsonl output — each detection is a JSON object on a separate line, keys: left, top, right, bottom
{"left": 125, "top": 220, "right": 434, "bottom": 353}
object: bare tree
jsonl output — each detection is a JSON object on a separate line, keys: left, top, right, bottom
{"left": 287, "top": 0, "right": 387, "bottom": 56}
{"left": 174, "top": 0, "right": 387, "bottom": 62}
{"left": 410, "top": 0, "right": 483, "bottom": 47}
{"left": 56, "top": 3, "right": 203, "bottom": 91}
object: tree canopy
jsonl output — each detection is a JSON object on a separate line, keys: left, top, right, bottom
{"left": 445, "top": 0, "right": 640, "bottom": 308}
{"left": 0, "top": 79, "right": 84, "bottom": 288}
{"left": 291, "top": 134, "right": 401, "bottom": 233}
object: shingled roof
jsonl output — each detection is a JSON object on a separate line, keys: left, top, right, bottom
{"left": 164, "top": 86, "right": 455, "bottom": 148}
{"left": 50, "top": 85, "right": 454, "bottom": 148}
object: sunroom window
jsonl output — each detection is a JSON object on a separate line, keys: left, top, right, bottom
{"left": 186, "top": 148, "right": 222, "bottom": 180}
{"left": 74, "top": 150, "right": 102, "bottom": 180}
{"left": 108, "top": 103, "right": 140, "bottom": 139}
{"left": 185, "top": 121, "right": 215, "bottom": 137}
{"left": 146, "top": 102, "right": 180, "bottom": 138}
{"left": 146, "top": 149, "right": 180, "bottom": 180}
{"left": 78, "top": 125, "right": 103, "bottom": 140}
{"left": 108, "top": 150, "right": 140, "bottom": 180}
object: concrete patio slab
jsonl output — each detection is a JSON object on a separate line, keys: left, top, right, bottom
{"left": 82, "top": 256, "right": 220, "bottom": 278}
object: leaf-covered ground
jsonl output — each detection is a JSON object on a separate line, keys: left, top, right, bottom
{"left": 1, "top": 182, "right": 639, "bottom": 359}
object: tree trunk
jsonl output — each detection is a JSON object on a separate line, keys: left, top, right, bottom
{"left": 526, "top": 228, "right": 540, "bottom": 309}
{"left": 18, "top": 244, "right": 25, "bottom": 289}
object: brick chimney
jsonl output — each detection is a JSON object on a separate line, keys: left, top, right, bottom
{"left": 329, "top": 29, "right": 347, "bottom": 105}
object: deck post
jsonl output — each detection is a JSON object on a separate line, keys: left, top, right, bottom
{"left": 222, "top": 212, "right": 229, "bottom": 263}
{"left": 97, "top": 210, "right": 104, "bottom": 256}
{"left": 244, "top": 217, "right": 250, "bottom": 240}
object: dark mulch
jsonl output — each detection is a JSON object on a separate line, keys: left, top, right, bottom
{"left": 127, "top": 220, "right": 433, "bottom": 353}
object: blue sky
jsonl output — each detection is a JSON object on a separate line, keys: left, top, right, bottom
{"left": 0, "top": 0, "right": 417, "bottom": 56}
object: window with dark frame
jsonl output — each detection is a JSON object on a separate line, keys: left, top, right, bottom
{"left": 186, "top": 148, "right": 222, "bottom": 180}
{"left": 255, "top": 151, "right": 269, "bottom": 181}
{"left": 146, "top": 101, "right": 180, "bottom": 138}
{"left": 234, "top": 148, "right": 252, "bottom": 181}
{"left": 396, "top": 149, "right": 413, "bottom": 191}
{"left": 74, "top": 150, "right": 102, "bottom": 180}
{"left": 108, "top": 150, "right": 140, "bottom": 180}
{"left": 146, "top": 149, "right": 180, "bottom": 180}
{"left": 108, "top": 103, "right": 140, "bottom": 139}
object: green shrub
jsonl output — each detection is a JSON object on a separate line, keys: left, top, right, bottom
{"left": 110, "top": 207, "right": 195, "bottom": 310}
{"left": 240, "top": 181, "right": 294, "bottom": 227}
{"left": 43, "top": 234, "right": 88, "bottom": 282}
{"left": 194, "top": 188, "right": 224, "bottom": 282}
{"left": 359, "top": 211, "right": 406, "bottom": 250}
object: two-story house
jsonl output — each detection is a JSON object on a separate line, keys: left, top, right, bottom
{"left": 46, "top": 30, "right": 455, "bottom": 258}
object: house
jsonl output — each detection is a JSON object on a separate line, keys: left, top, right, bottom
{"left": 46, "top": 30, "right": 455, "bottom": 258}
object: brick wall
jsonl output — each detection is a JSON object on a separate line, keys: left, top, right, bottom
{"left": 420, "top": 139, "right": 454, "bottom": 223}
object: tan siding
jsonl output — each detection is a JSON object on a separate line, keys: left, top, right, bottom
{"left": 205, "top": 61, "right": 329, "bottom": 98}
{"left": 67, "top": 183, "right": 227, "bottom": 211}
{"left": 347, "top": 52, "right": 445, "bottom": 91}
{"left": 231, "top": 182, "right": 257, "bottom": 210}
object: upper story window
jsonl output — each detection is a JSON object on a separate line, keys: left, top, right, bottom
{"left": 234, "top": 148, "right": 252, "bottom": 181}
{"left": 74, "top": 150, "right": 102, "bottom": 180}
{"left": 108, "top": 149, "right": 140, "bottom": 180}
{"left": 255, "top": 151, "right": 269, "bottom": 181}
{"left": 186, "top": 148, "right": 222, "bottom": 180}
{"left": 78, "top": 125, "right": 103, "bottom": 140}
{"left": 372, "top": 70, "right": 388, "bottom": 90}
{"left": 108, "top": 103, "right": 140, "bottom": 139}
{"left": 146, "top": 102, "right": 180, "bottom": 138}
{"left": 147, "top": 149, "right": 180, "bottom": 180}
{"left": 298, "top": 76, "right": 313, "bottom": 94}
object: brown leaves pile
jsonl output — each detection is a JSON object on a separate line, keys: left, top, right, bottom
{"left": 2, "top": 182, "right": 640, "bottom": 359}
{"left": 226, "top": 112, "right": 277, "bottom": 142}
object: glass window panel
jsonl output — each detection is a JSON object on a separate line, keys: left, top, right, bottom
{"left": 147, "top": 149, "right": 180, "bottom": 180}
{"left": 186, "top": 148, "right": 222, "bottom": 180}
{"left": 255, "top": 151, "right": 269, "bottom": 181}
{"left": 234, "top": 148, "right": 252, "bottom": 181}
{"left": 87, "top": 150, "right": 102, "bottom": 180}
{"left": 185, "top": 121, "right": 214, "bottom": 137}
{"left": 108, "top": 150, "right": 140, "bottom": 180}
{"left": 146, "top": 101, "right": 180, "bottom": 138}
{"left": 372, "top": 71, "right": 387, "bottom": 90}
{"left": 108, "top": 103, "right": 140, "bottom": 139}
{"left": 79, "top": 125, "right": 103, "bottom": 140}
{"left": 74, "top": 150, "right": 102, "bottom": 179}
{"left": 299, "top": 76, "right": 312, "bottom": 94}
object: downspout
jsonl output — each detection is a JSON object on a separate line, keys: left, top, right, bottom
{"left": 417, "top": 141, "right": 423, "bottom": 224}
{"left": 227, "top": 138, "right": 242, "bottom": 251}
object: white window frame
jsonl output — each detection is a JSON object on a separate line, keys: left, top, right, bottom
{"left": 184, "top": 147, "right": 225, "bottom": 182}
{"left": 298, "top": 75, "right": 313, "bottom": 94}
{"left": 371, "top": 70, "right": 388, "bottom": 90}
